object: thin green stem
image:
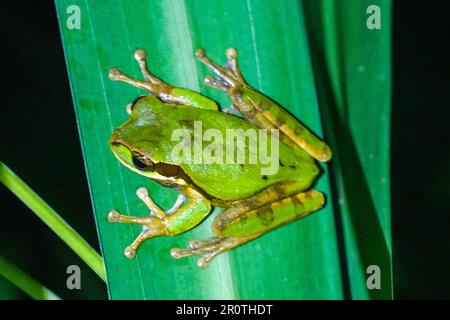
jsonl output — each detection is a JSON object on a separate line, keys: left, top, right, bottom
{"left": 0, "top": 255, "right": 61, "bottom": 300}
{"left": 0, "top": 161, "right": 107, "bottom": 282}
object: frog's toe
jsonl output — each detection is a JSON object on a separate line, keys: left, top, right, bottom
{"left": 226, "top": 47, "right": 237, "bottom": 60}
{"left": 195, "top": 48, "right": 238, "bottom": 88}
{"left": 223, "top": 48, "right": 246, "bottom": 84}
{"left": 170, "top": 242, "right": 217, "bottom": 258}
{"left": 170, "top": 247, "right": 187, "bottom": 259}
{"left": 204, "top": 75, "right": 228, "bottom": 92}
{"left": 188, "top": 237, "right": 224, "bottom": 250}
{"left": 197, "top": 252, "right": 221, "bottom": 268}
{"left": 195, "top": 47, "right": 248, "bottom": 91}
{"left": 107, "top": 210, "right": 121, "bottom": 223}
{"left": 170, "top": 236, "right": 254, "bottom": 268}
{"left": 170, "top": 246, "right": 220, "bottom": 268}
{"left": 121, "top": 226, "right": 168, "bottom": 259}
{"left": 124, "top": 246, "right": 137, "bottom": 259}
{"left": 135, "top": 186, "right": 166, "bottom": 220}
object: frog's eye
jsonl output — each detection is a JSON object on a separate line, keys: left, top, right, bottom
{"left": 132, "top": 154, "right": 154, "bottom": 171}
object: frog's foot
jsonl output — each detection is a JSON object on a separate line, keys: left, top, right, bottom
{"left": 109, "top": 49, "right": 220, "bottom": 110}
{"left": 195, "top": 48, "right": 249, "bottom": 92}
{"left": 170, "top": 235, "right": 257, "bottom": 268}
{"left": 109, "top": 49, "right": 173, "bottom": 98}
{"left": 107, "top": 187, "right": 170, "bottom": 258}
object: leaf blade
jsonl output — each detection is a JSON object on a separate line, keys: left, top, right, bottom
{"left": 303, "top": 0, "right": 392, "bottom": 299}
{"left": 54, "top": 0, "right": 363, "bottom": 299}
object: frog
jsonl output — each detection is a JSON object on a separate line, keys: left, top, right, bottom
{"left": 107, "top": 48, "right": 332, "bottom": 268}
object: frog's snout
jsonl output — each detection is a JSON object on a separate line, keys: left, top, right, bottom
{"left": 109, "top": 130, "right": 129, "bottom": 155}
{"left": 110, "top": 128, "right": 129, "bottom": 148}
{"left": 109, "top": 131, "right": 120, "bottom": 146}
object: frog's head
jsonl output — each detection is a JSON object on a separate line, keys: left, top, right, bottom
{"left": 110, "top": 122, "right": 156, "bottom": 176}
{"left": 109, "top": 100, "right": 181, "bottom": 184}
{"left": 110, "top": 132, "right": 182, "bottom": 185}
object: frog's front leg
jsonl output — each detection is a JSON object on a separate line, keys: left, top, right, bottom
{"left": 171, "top": 189, "right": 325, "bottom": 268}
{"left": 108, "top": 186, "right": 211, "bottom": 258}
{"left": 109, "top": 49, "right": 218, "bottom": 111}
{"left": 196, "top": 48, "right": 332, "bottom": 162}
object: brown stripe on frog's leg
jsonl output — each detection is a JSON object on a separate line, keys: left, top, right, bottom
{"left": 170, "top": 189, "right": 325, "bottom": 268}
{"left": 227, "top": 85, "right": 332, "bottom": 162}
{"left": 214, "top": 189, "right": 325, "bottom": 238}
{"left": 196, "top": 48, "right": 332, "bottom": 162}
{"left": 252, "top": 196, "right": 303, "bottom": 227}
{"left": 215, "top": 178, "right": 315, "bottom": 227}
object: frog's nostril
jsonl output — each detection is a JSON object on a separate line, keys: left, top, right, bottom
{"left": 109, "top": 132, "right": 120, "bottom": 145}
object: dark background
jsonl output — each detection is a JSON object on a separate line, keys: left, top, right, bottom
{"left": 0, "top": 1, "right": 448, "bottom": 299}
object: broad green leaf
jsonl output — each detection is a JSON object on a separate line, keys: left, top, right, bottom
{"left": 55, "top": 0, "right": 343, "bottom": 299}
{"left": 303, "top": 0, "right": 392, "bottom": 299}
{"left": 55, "top": 0, "right": 391, "bottom": 299}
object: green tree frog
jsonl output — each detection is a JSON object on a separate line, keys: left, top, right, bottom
{"left": 107, "top": 48, "right": 332, "bottom": 268}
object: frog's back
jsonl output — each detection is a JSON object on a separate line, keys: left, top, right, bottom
{"left": 138, "top": 103, "right": 319, "bottom": 200}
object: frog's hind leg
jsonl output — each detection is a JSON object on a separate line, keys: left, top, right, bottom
{"left": 196, "top": 48, "right": 332, "bottom": 162}
{"left": 171, "top": 189, "right": 325, "bottom": 268}
{"left": 109, "top": 49, "right": 218, "bottom": 110}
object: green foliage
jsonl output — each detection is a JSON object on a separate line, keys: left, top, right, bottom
{"left": 0, "top": 256, "right": 60, "bottom": 300}
{"left": 55, "top": 0, "right": 391, "bottom": 299}
{"left": 0, "top": 161, "right": 106, "bottom": 283}
{"left": 304, "top": 0, "right": 392, "bottom": 298}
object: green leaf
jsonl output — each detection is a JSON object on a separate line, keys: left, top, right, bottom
{"left": 0, "top": 161, "right": 106, "bottom": 282}
{"left": 0, "top": 255, "right": 61, "bottom": 300}
{"left": 303, "top": 0, "right": 392, "bottom": 298}
{"left": 55, "top": 0, "right": 391, "bottom": 299}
